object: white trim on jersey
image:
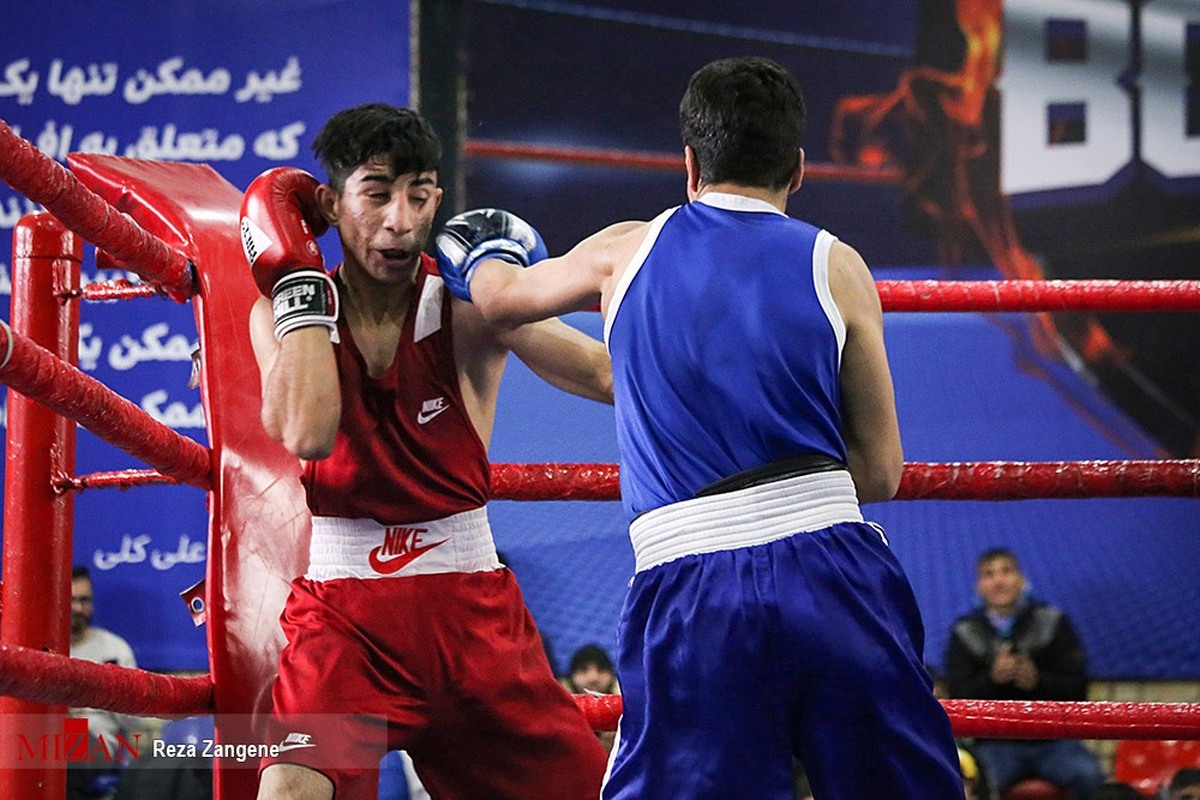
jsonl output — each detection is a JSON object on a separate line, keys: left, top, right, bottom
{"left": 812, "top": 229, "right": 846, "bottom": 368}
{"left": 694, "top": 191, "right": 787, "bottom": 215}
{"left": 603, "top": 205, "right": 679, "bottom": 351}
{"left": 413, "top": 273, "right": 445, "bottom": 344}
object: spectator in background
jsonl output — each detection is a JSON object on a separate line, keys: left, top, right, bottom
{"left": 69, "top": 565, "right": 144, "bottom": 799}
{"left": 566, "top": 644, "right": 619, "bottom": 695}
{"left": 565, "top": 643, "right": 620, "bottom": 754}
{"left": 71, "top": 565, "right": 141, "bottom": 744}
{"left": 1167, "top": 768, "right": 1200, "bottom": 800}
{"left": 945, "top": 548, "right": 1105, "bottom": 800}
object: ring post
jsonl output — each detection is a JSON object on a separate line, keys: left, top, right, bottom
{"left": 0, "top": 212, "right": 82, "bottom": 799}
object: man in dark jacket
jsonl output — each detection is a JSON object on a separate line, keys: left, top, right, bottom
{"left": 945, "top": 548, "right": 1105, "bottom": 799}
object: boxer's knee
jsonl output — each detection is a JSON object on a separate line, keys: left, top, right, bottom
{"left": 257, "top": 763, "right": 334, "bottom": 800}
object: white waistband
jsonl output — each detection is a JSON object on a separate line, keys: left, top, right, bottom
{"left": 306, "top": 507, "right": 500, "bottom": 581}
{"left": 629, "top": 470, "right": 863, "bottom": 573}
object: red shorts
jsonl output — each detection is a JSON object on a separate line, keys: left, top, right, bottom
{"left": 261, "top": 569, "right": 607, "bottom": 799}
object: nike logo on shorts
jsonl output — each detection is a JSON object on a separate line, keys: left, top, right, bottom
{"left": 368, "top": 539, "right": 448, "bottom": 575}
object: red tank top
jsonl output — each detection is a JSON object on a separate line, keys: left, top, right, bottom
{"left": 302, "top": 257, "right": 491, "bottom": 524}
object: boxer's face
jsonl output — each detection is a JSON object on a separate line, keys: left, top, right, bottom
{"left": 326, "top": 155, "right": 443, "bottom": 285}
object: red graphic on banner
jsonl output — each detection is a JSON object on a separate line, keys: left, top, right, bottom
{"left": 828, "top": 0, "right": 1118, "bottom": 363}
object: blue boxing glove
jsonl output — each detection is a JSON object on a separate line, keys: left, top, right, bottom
{"left": 435, "top": 208, "right": 547, "bottom": 301}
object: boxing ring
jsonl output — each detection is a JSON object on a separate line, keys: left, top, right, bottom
{"left": 0, "top": 119, "right": 1199, "bottom": 799}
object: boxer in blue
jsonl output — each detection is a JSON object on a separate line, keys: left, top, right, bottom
{"left": 436, "top": 56, "right": 965, "bottom": 800}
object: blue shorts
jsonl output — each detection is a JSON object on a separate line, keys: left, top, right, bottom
{"left": 602, "top": 521, "right": 964, "bottom": 800}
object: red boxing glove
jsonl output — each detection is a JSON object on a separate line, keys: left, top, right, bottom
{"left": 240, "top": 167, "right": 328, "bottom": 295}
{"left": 240, "top": 168, "right": 339, "bottom": 341}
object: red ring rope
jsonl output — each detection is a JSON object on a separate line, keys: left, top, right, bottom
{"left": 489, "top": 460, "right": 1200, "bottom": 501}
{"left": 6, "top": 638, "right": 1199, "bottom": 742}
{"left": 54, "top": 468, "right": 181, "bottom": 493}
{"left": 897, "top": 460, "right": 1200, "bottom": 500}
{"left": 0, "top": 120, "right": 193, "bottom": 301}
{"left": 0, "top": 321, "right": 211, "bottom": 488}
{"left": 0, "top": 644, "right": 213, "bottom": 717}
{"left": 943, "top": 699, "right": 1200, "bottom": 741}
{"left": 71, "top": 280, "right": 168, "bottom": 302}
{"left": 877, "top": 279, "right": 1200, "bottom": 312}
{"left": 571, "top": 694, "right": 1200, "bottom": 740}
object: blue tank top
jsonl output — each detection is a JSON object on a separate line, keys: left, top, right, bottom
{"left": 605, "top": 193, "right": 848, "bottom": 520}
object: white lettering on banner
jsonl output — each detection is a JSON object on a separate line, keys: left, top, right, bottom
{"left": 0, "top": 401, "right": 6, "bottom": 429}
{"left": 0, "top": 58, "right": 39, "bottom": 105}
{"left": 78, "top": 322, "right": 103, "bottom": 371}
{"left": 125, "top": 124, "right": 245, "bottom": 161}
{"left": 26, "top": 120, "right": 118, "bottom": 163}
{"left": 1001, "top": 0, "right": 1200, "bottom": 194}
{"left": 0, "top": 262, "right": 11, "bottom": 295}
{"left": 94, "top": 533, "right": 206, "bottom": 571}
{"left": 1, "top": 56, "right": 305, "bottom": 107}
{"left": 46, "top": 59, "right": 119, "bottom": 105}
{"left": 122, "top": 56, "right": 232, "bottom": 105}
{"left": 108, "top": 322, "right": 197, "bottom": 371}
{"left": 1141, "top": 0, "right": 1200, "bottom": 178}
{"left": 149, "top": 534, "right": 206, "bottom": 570}
{"left": 140, "top": 389, "right": 206, "bottom": 429}
{"left": 253, "top": 121, "right": 306, "bottom": 160}
{"left": 1000, "top": 0, "right": 1132, "bottom": 194}
{"left": 94, "top": 534, "right": 150, "bottom": 570}
{"left": 76, "top": 129, "right": 120, "bottom": 156}
{"left": 235, "top": 56, "right": 302, "bottom": 103}
{"left": 35, "top": 119, "right": 73, "bottom": 162}
{"left": 13, "top": 120, "right": 301, "bottom": 166}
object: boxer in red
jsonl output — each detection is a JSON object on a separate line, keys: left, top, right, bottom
{"left": 241, "top": 103, "right": 611, "bottom": 800}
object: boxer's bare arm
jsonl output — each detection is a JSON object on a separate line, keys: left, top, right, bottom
{"left": 470, "top": 221, "right": 647, "bottom": 326}
{"left": 249, "top": 297, "right": 342, "bottom": 460}
{"left": 450, "top": 299, "right": 613, "bottom": 450}
{"left": 828, "top": 240, "right": 903, "bottom": 503}
{"left": 500, "top": 317, "right": 614, "bottom": 404}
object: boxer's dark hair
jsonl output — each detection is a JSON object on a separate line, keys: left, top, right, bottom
{"left": 312, "top": 103, "right": 442, "bottom": 191}
{"left": 680, "top": 57, "right": 805, "bottom": 191}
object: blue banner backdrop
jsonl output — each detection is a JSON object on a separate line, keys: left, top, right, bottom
{"left": 0, "top": 0, "right": 412, "bottom": 670}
